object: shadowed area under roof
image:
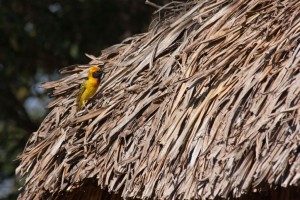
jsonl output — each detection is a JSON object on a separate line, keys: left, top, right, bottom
{"left": 17, "top": 0, "right": 300, "bottom": 199}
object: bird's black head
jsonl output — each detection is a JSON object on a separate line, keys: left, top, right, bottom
{"left": 92, "top": 62, "right": 107, "bottom": 79}
{"left": 92, "top": 70, "right": 104, "bottom": 79}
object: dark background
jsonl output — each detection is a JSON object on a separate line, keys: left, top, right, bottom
{"left": 0, "top": 0, "right": 168, "bottom": 198}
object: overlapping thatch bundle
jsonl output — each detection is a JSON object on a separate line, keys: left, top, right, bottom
{"left": 17, "top": 0, "right": 300, "bottom": 199}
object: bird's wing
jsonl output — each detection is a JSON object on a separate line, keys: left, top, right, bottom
{"left": 76, "top": 80, "right": 87, "bottom": 108}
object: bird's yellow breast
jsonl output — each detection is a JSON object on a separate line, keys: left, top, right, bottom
{"left": 77, "top": 77, "right": 100, "bottom": 109}
{"left": 81, "top": 80, "right": 99, "bottom": 100}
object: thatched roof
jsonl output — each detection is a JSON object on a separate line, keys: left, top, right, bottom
{"left": 17, "top": 0, "right": 300, "bottom": 199}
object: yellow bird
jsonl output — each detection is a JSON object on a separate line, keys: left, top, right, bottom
{"left": 77, "top": 65, "right": 105, "bottom": 110}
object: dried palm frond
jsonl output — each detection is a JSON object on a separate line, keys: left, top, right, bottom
{"left": 17, "top": 0, "right": 300, "bottom": 199}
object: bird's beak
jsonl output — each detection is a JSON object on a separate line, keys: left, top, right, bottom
{"left": 98, "top": 61, "right": 108, "bottom": 68}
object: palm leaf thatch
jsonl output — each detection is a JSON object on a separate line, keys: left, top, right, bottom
{"left": 17, "top": 0, "right": 300, "bottom": 199}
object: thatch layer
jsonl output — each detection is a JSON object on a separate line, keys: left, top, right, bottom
{"left": 17, "top": 0, "right": 300, "bottom": 199}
